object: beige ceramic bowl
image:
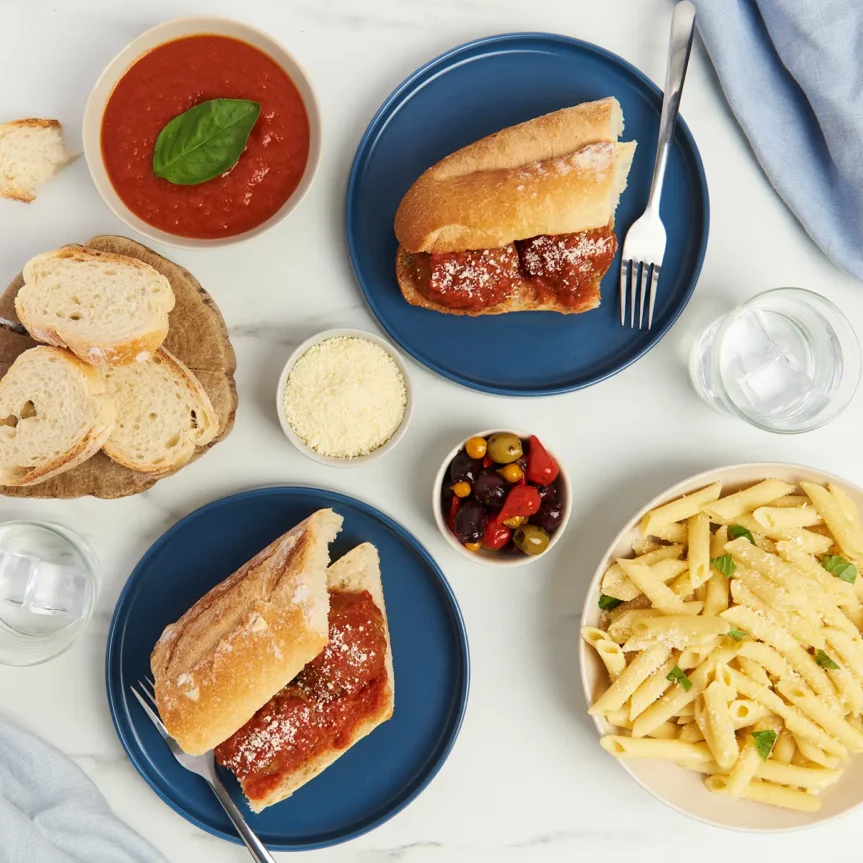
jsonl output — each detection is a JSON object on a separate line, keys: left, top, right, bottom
{"left": 580, "top": 462, "right": 863, "bottom": 832}
{"left": 276, "top": 329, "right": 413, "bottom": 468}
{"left": 83, "top": 16, "right": 322, "bottom": 249}
{"left": 432, "top": 430, "right": 571, "bottom": 568}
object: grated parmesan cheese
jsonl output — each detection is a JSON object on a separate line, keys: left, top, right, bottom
{"left": 283, "top": 336, "right": 407, "bottom": 459}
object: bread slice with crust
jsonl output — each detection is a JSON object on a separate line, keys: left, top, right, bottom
{"left": 245, "top": 542, "right": 394, "bottom": 812}
{"left": 16, "top": 247, "right": 175, "bottom": 367}
{"left": 0, "top": 119, "right": 75, "bottom": 203}
{"left": 151, "top": 509, "right": 344, "bottom": 756}
{"left": 101, "top": 347, "right": 217, "bottom": 475}
{"left": 0, "top": 346, "right": 116, "bottom": 486}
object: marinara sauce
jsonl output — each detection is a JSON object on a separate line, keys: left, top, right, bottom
{"left": 101, "top": 35, "right": 310, "bottom": 239}
{"left": 215, "top": 590, "right": 389, "bottom": 803}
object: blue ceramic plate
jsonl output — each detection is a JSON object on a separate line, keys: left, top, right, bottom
{"left": 346, "top": 33, "right": 709, "bottom": 396}
{"left": 105, "top": 488, "right": 469, "bottom": 851}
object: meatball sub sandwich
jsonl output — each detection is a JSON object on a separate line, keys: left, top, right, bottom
{"left": 151, "top": 509, "right": 394, "bottom": 812}
{"left": 394, "top": 97, "right": 636, "bottom": 315}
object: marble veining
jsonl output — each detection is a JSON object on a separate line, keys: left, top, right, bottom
{"left": 2, "top": 0, "right": 863, "bottom": 861}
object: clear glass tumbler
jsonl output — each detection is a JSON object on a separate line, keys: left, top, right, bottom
{"left": 690, "top": 288, "right": 861, "bottom": 433}
{"left": 0, "top": 520, "right": 100, "bottom": 666}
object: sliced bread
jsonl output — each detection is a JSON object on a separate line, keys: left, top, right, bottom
{"left": 100, "top": 347, "right": 218, "bottom": 475}
{"left": 16, "top": 247, "right": 175, "bottom": 367}
{"left": 0, "top": 346, "right": 116, "bottom": 486}
{"left": 0, "top": 119, "right": 75, "bottom": 203}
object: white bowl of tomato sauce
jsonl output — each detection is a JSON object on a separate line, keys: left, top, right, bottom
{"left": 83, "top": 16, "right": 321, "bottom": 249}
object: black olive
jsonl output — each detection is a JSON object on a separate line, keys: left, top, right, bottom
{"left": 473, "top": 470, "right": 509, "bottom": 510}
{"left": 454, "top": 497, "right": 488, "bottom": 544}
{"left": 537, "top": 484, "right": 558, "bottom": 504}
{"left": 450, "top": 449, "right": 482, "bottom": 484}
{"left": 532, "top": 501, "right": 563, "bottom": 533}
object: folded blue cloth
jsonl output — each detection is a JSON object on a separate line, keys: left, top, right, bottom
{"left": 0, "top": 719, "right": 166, "bottom": 863}
{"left": 692, "top": 0, "right": 863, "bottom": 281}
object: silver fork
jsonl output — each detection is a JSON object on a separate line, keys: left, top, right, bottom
{"left": 131, "top": 678, "right": 276, "bottom": 863}
{"left": 620, "top": 0, "right": 696, "bottom": 329}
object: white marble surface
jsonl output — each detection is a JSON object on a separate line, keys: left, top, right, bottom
{"left": 2, "top": 0, "right": 863, "bottom": 860}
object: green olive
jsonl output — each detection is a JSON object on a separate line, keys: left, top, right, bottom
{"left": 514, "top": 524, "right": 550, "bottom": 555}
{"left": 487, "top": 432, "right": 523, "bottom": 464}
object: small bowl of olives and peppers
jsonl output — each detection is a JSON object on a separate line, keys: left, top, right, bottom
{"left": 433, "top": 430, "right": 570, "bottom": 566}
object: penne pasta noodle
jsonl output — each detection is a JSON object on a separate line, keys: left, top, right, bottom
{"left": 581, "top": 626, "right": 613, "bottom": 648}
{"left": 703, "top": 480, "right": 796, "bottom": 521}
{"left": 651, "top": 522, "right": 689, "bottom": 544}
{"left": 725, "top": 714, "right": 783, "bottom": 797}
{"left": 703, "top": 680, "right": 738, "bottom": 770}
{"left": 631, "top": 537, "right": 661, "bottom": 556}
{"left": 600, "top": 735, "right": 713, "bottom": 763}
{"left": 728, "top": 698, "right": 768, "bottom": 730}
{"left": 595, "top": 639, "right": 627, "bottom": 680}
{"left": 678, "top": 721, "right": 705, "bottom": 743}
{"left": 640, "top": 482, "right": 723, "bottom": 538}
{"left": 775, "top": 679, "right": 863, "bottom": 753}
{"left": 629, "top": 655, "right": 678, "bottom": 720}
{"left": 703, "top": 570, "right": 730, "bottom": 618}
{"left": 589, "top": 644, "right": 672, "bottom": 716}
{"left": 688, "top": 512, "right": 712, "bottom": 589}
{"left": 705, "top": 776, "right": 821, "bottom": 812}
{"left": 753, "top": 506, "right": 822, "bottom": 531}
{"left": 602, "top": 553, "right": 688, "bottom": 602}
{"left": 603, "top": 708, "right": 632, "bottom": 729}
{"left": 803, "top": 482, "right": 863, "bottom": 561}
{"left": 772, "top": 730, "right": 796, "bottom": 764}
{"left": 646, "top": 720, "right": 680, "bottom": 740}
{"left": 793, "top": 736, "right": 841, "bottom": 769}
{"left": 735, "top": 655, "right": 772, "bottom": 687}
{"left": 617, "top": 560, "right": 692, "bottom": 615}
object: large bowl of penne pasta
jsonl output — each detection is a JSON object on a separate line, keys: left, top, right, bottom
{"left": 580, "top": 463, "right": 863, "bottom": 831}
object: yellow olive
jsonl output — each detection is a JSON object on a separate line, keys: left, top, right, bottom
{"left": 451, "top": 481, "right": 471, "bottom": 498}
{"left": 502, "top": 515, "right": 527, "bottom": 528}
{"left": 498, "top": 463, "right": 523, "bottom": 483}
{"left": 464, "top": 436, "right": 488, "bottom": 460}
{"left": 464, "top": 541, "right": 482, "bottom": 552}
{"left": 514, "top": 524, "right": 550, "bottom": 555}
{"left": 487, "top": 432, "right": 523, "bottom": 464}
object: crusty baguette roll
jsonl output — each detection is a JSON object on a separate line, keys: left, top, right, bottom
{"left": 0, "top": 119, "right": 75, "bottom": 203}
{"left": 245, "top": 542, "right": 394, "bottom": 812}
{"left": 16, "top": 247, "right": 175, "bottom": 367}
{"left": 101, "top": 347, "right": 218, "bottom": 475}
{"left": 151, "top": 509, "right": 344, "bottom": 755}
{"left": 394, "top": 97, "right": 635, "bottom": 254}
{"left": 0, "top": 346, "right": 116, "bottom": 486}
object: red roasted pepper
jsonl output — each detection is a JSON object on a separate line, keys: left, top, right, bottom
{"left": 526, "top": 435, "right": 559, "bottom": 485}
{"left": 482, "top": 455, "right": 494, "bottom": 469}
{"left": 482, "top": 520, "right": 512, "bottom": 550}
{"left": 497, "top": 484, "right": 541, "bottom": 523}
{"left": 447, "top": 495, "right": 460, "bottom": 534}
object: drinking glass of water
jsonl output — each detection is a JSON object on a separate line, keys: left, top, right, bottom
{"left": 690, "top": 288, "right": 861, "bottom": 433}
{"left": 0, "top": 521, "right": 99, "bottom": 666}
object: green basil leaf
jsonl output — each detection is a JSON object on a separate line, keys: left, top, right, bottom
{"left": 153, "top": 98, "right": 261, "bottom": 185}
{"left": 599, "top": 595, "right": 623, "bottom": 611}
{"left": 710, "top": 554, "right": 737, "bottom": 578}
{"left": 666, "top": 665, "right": 692, "bottom": 692}
{"left": 816, "top": 649, "right": 840, "bottom": 669}
{"left": 751, "top": 730, "right": 777, "bottom": 761}
{"left": 727, "top": 628, "right": 747, "bottom": 641}
{"left": 729, "top": 524, "right": 756, "bottom": 545}
{"left": 822, "top": 554, "right": 857, "bottom": 585}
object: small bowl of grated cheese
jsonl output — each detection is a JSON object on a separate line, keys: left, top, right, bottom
{"left": 277, "top": 328, "right": 412, "bottom": 466}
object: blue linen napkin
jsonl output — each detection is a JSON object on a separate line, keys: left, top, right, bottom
{"left": 691, "top": 0, "right": 863, "bottom": 281}
{"left": 0, "top": 718, "right": 166, "bottom": 863}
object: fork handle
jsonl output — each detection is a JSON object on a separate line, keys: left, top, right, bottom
{"left": 209, "top": 776, "right": 277, "bottom": 863}
{"left": 646, "top": 0, "right": 696, "bottom": 213}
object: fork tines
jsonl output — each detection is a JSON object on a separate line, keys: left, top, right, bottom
{"left": 620, "top": 259, "right": 661, "bottom": 330}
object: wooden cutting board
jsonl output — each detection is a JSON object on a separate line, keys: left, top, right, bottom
{"left": 0, "top": 235, "right": 237, "bottom": 499}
